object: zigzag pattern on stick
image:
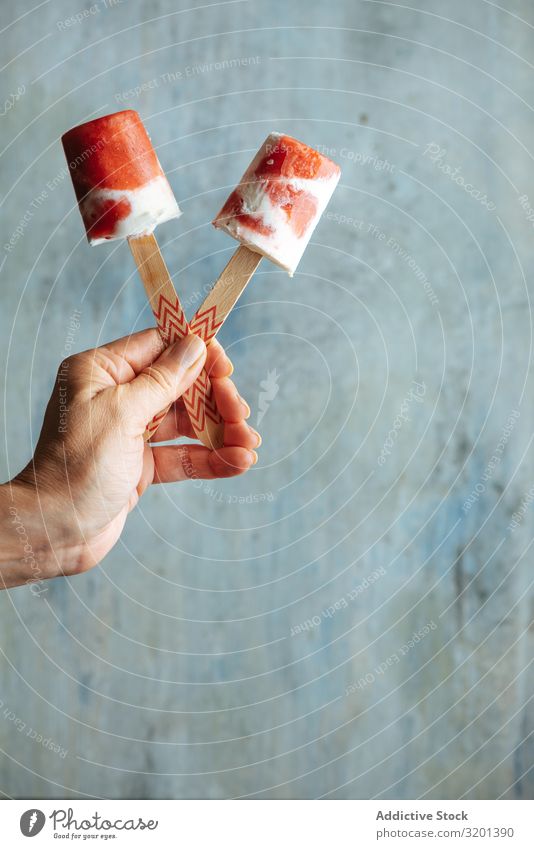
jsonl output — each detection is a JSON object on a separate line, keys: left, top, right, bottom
{"left": 185, "top": 302, "right": 224, "bottom": 430}
{"left": 153, "top": 293, "right": 188, "bottom": 343}
{"left": 183, "top": 373, "right": 221, "bottom": 430}
{"left": 145, "top": 407, "right": 168, "bottom": 438}
{"left": 189, "top": 304, "right": 224, "bottom": 343}
{"left": 145, "top": 293, "right": 189, "bottom": 435}
{"left": 147, "top": 293, "right": 223, "bottom": 436}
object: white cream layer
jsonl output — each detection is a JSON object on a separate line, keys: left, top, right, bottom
{"left": 80, "top": 175, "right": 181, "bottom": 245}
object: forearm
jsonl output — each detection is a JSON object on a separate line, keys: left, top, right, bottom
{"left": 0, "top": 480, "right": 58, "bottom": 591}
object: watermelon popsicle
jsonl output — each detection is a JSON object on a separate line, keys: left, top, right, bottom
{"left": 61, "top": 110, "right": 225, "bottom": 448}
{"left": 62, "top": 109, "right": 181, "bottom": 245}
{"left": 213, "top": 132, "right": 341, "bottom": 275}
{"left": 186, "top": 133, "right": 340, "bottom": 349}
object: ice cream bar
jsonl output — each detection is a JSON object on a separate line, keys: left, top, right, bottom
{"left": 213, "top": 132, "right": 341, "bottom": 275}
{"left": 62, "top": 109, "right": 181, "bottom": 245}
{"left": 186, "top": 134, "right": 340, "bottom": 355}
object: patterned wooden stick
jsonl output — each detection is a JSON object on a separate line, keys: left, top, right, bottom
{"left": 189, "top": 245, "right": 262, "bottom": 344}
{"left": 128, "top": 234, "right": 225, "bottom": 448}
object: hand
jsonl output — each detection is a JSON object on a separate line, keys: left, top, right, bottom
{"left": 1, "top": 329, "right": 260, "bottom": 589}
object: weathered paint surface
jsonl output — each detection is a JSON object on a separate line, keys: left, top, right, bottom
{"left": 0, "top": 0, "right": 533, "bottom": 799}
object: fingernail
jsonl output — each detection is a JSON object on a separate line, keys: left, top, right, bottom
{"left": 249, "top": 427, "right": 262, "bottom": 447}
{"left": 179, "top": 334, "right": 206, "bottom": 368}
{"left": 249, "top": 450, "right": 258, "bottom": 465}
{"left": 237, "top": 394, "right": 250, "bottom": 418}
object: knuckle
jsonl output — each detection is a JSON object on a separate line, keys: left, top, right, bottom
{"left": 56, "top": 353, "right": 78, "bottom": 377}
{"left": 146, "top": 365, "right": 176, "bottom": 396}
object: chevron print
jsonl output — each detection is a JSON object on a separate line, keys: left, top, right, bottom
{"left": 145, "top": 407, "right": 168, "bottom": 438}
{"left": 183, "top": 370, "right": 222, "bottom": 430}
{"left": 152, "top": 294, "right": 188, "bottom": 344}
{"left": 145, "top": 293, "right": 189, "bottom": 435}
{"left": 189, "top": 304, "right": 223, "bottom": 343}
{"left": 146, "top": 294, "right": 223, "bottom": 437}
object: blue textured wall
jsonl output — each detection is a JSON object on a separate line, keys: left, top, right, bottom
{"left": 1, "top": 0, "right": 533, "bottom": 799}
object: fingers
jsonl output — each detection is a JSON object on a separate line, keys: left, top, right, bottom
{"left": 152, "top": 444, "right": 256, "bottom": 483}
{"left": 224, "top": 420, "right": 262, "bottom": 451}
{"left": 211, "top": 377, "right": 251, "bottom": 423}
{"left": 122, "top": 334, "right": 206, "bottom": 429}
{"left": 72, "top": 330, "right": 234, "bottom": 401}
{"left": 66, "top": 328, "right": 169, "bottom": 396}
{"left": 149, "top": 408, "right": 261, "bottom": 448}
{"left": 149, "top": 401, "right": 261, "bottom": 448}
{"left": 98, "top": 332, "right": 232, "bottom": 381}
{"left": 205, "top": 339, "right": 233, "bottom": 379}
{"left": 147, "top": 400, "right": 197, "bottom": 442}
{"left": 93, "top": 328, "right": 166, "bottom": 377}
{"left": 149, "top": 362, "right": 259, "bottom": 449}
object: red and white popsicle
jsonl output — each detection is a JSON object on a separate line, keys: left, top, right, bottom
{"left": 188, "top": 133, "right": 341, "bottom": 347}
{"left": 62, "top": 109, "right": 224, "bottom": 446}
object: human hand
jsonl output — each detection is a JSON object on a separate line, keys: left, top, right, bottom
{"left": 1, "top": 329, "right": 260, "bottom": 588}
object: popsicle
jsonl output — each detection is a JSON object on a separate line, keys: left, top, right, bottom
{"left": 62, "top": 110, "right": 224, "bottom": 447}
{"left": 188, "top": 133, "right": 341, "bottom": 346}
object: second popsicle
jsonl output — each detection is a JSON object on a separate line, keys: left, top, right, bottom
{"left": 190, "top": 133, "right": 341, "bottom": 345}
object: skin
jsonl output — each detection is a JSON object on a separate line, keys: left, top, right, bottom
{"left": 0, "top": 329, "right": 260, "bottom": 591}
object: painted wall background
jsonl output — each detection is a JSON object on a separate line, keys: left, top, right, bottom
{"left": 1, "top": 0, "right": 533, "bottom": 799}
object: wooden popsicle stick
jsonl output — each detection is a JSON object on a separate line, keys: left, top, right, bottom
{"left": 127, "top": 234, "right": 225, "bottom": 448}
{"left": 189, "top": 245, "right": 262, "bottom": 344}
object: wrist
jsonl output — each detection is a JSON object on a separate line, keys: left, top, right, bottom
{"left": 0, "top": 478, "right": 63, "bottom": 591}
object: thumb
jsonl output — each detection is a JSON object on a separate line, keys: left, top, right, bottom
{"left": 123, "top": 334, "right": 206, "bottom": 427}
